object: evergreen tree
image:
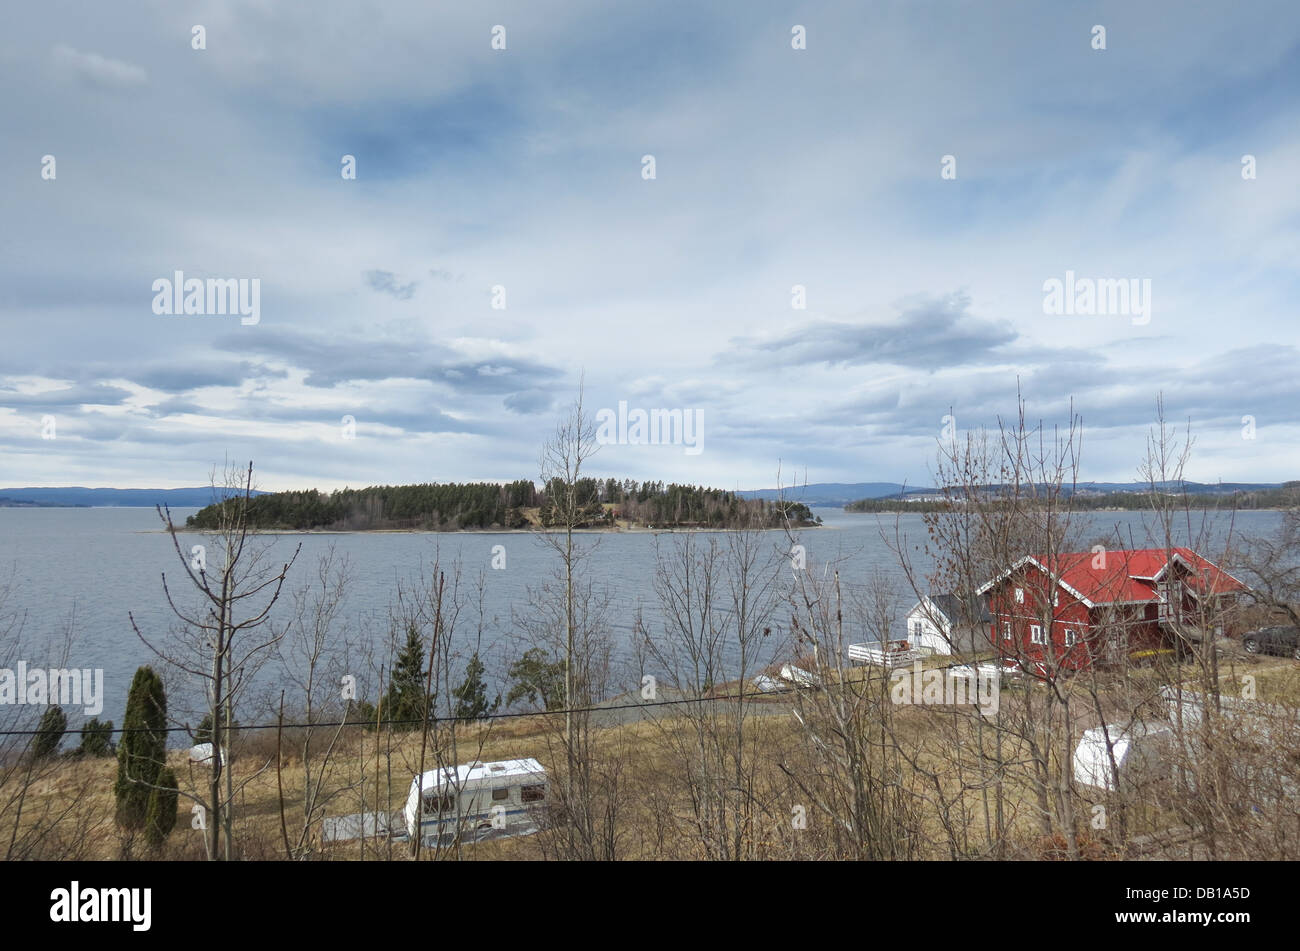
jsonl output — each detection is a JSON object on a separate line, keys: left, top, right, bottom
{"left": 506, "top": 648, "right": 567, "bottom": 711}
{"left": 78, "top": 717, "right": 115, "bottom": 757}
{"left": 452, "top": 652, "right": 500, "bottom": 720}
{"left": 32, "top": 705, "right": 67, "bottom": 759}
{"left": 144, "top": 766, "right": 179, "bottom": 851}
{"left": 194, "top": 712, "right": 239, "bottom": 744}
{"left": 385, "top": 622, "right": 432, "bottom": 730}
{"left": 115, "top": 666, "right": 168, "bottom": 831}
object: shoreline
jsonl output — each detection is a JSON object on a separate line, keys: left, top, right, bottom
{"left": 139, "top": 523, "right": 832, "bottom": 536}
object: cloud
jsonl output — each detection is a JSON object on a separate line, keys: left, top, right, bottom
{"left": 728, "top": 294, "right": 1021, "bottom": 370}
{"left": 129, "top": 362, "right": 286, "bottom": 393}
{"left": 211, "top": 329, "right": 564, "bottom": 395}
{"left": 1, "top": 3, "right": 1296, "bottom": 489}
{"left": 503, "top": 390, "right": 554, "bottom": 415}
{"left": 51, "top": 44, "right": 146, "bottom": 89}
{"left": 364, "top": 270, "right": 419, "bottom": 300}
{"left": 0, "top": 382, "right": 132, "bottom": 409}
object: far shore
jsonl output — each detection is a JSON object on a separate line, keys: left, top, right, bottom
{"left": 140, "top": 523, "right": 832, "bottom": 536}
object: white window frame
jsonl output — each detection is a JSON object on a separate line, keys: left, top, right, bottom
{"left": 1002, "top": 621, "right": 1012, "bottom": 641}
{"left": 1064, "top": 628, "right": 1077, "bottom": 647}
{"left": 1014, "top": 588, "right": 1025, "bottom": 604}
{"left": 1030, "top": 624, "right": 1045, "bottom": 645}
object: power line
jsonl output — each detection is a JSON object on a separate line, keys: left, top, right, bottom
{"left": 0, "top": 682, "right": 812, "bottom": 738}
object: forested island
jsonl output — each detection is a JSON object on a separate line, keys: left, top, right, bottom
{"left": 845, "top": 481, "right": 1300, "bottom": 513}
{"left": 184, "top": 478, "right": 821, "bottom": 531}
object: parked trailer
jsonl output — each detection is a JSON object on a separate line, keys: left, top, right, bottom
{"left": 404, "top": 758, "right": 548, "bottom": 847}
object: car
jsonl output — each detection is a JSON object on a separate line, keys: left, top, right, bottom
{"left": 1240, "top": 625, "right": 1300, "bottom": 660}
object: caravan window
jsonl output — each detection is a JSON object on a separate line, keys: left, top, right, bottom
{"left": 423, "top": 792, "right": 456, "bottom": 814}
{"left": 521, "top": 784, "right": 545, "bottom": 803}
{"left": 492, "top": 788, "right": 510, "bottom": 801}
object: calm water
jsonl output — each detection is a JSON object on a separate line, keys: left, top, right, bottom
{"left": 0, "top": 505, "right": 1279, "bottom": 732}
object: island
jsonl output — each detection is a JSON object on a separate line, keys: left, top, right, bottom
{"left": 184, "top": 479, "right": 822, "bottom": 532}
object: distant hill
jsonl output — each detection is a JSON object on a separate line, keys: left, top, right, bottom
{"left": 845, "top": 480, "right": 1296, "bottom": 512}
{"left": 739, "top": 483, "right": 936, "bottom": 506}
{"left": 1071, "top": 481, "right": 1285, "bottom": 495}
{"left": 0, "top": 496, "right": 84, "bottom": 508}
{"left": 0, "top": 487, "right": 269, "bottom": 508}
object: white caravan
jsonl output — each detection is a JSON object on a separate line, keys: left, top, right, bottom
{"left": 404, "top": 758, "right": 548, "bottom": 846}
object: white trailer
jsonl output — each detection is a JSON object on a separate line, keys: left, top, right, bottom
{"left": 404, "top": 758, "right": 548, "bottom": 846}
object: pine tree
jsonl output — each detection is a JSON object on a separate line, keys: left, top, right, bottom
{"left": 452, "top": 652, "right": 501, "bottom": 720}
{"left": 385, "top": 622, "right": 432, "bottom": 730}
{"left": 115, "top": 666, "right": 168, "bottom": 831}
{"left": 506, "top": 648, "right": 567, "bottom": 711}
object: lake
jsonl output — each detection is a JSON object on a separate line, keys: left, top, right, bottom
{"left": 0, "top": 505, "right": 1279, "bottom": 735}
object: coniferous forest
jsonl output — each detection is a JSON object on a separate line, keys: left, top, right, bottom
{"left": 184, "top": 478, "right": 820, "bottom": 531}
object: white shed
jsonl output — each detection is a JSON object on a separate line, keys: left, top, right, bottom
{"left": 905, "top": 594, "right": 991, "bottom": 655}
{"left": 1073, "top": 722, "right": 1173, "bottom": 792}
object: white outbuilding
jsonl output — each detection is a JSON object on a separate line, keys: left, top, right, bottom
{"left": 904, "top": 594, "right": 992, "bottom": 655}
{"left": 1072, "top": 722, "right": 1174, "bottom": 792}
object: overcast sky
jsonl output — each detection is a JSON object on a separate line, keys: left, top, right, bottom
{"left": 3, "top": 1, "right": 1298, "bottom": 492}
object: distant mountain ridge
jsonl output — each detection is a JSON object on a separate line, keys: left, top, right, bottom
{"left": 739, "top": 483, "right": 929, "bottom": 506}
{"left": 741, "top": 480, "right": 1290, "bottom": 508}
{"left": 0, "top": 487, "right": 269, "bottom": 507}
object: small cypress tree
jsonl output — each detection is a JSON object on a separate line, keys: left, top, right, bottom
{"left": 78, "top": 718, "right": 115, "bottom": 757}
{"left": 115, "top": 666, "right": 168, "bottom": 831}
{"left": 144, "top": 767, "right": 179, "bottom": 851}
{"left": 32, "top": 705, "right": 67, "bottom": 759}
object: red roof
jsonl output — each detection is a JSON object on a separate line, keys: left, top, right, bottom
{"left": 979, "top": 548, "right": 1248, "bottom": 607}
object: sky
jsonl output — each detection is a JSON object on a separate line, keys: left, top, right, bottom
{"left": 2, "top": 0, "right": 1298, "bottom": 493}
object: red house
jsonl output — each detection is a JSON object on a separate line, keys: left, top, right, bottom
{"left": 975, "top": 547, "right": 1248, "bottom": 672}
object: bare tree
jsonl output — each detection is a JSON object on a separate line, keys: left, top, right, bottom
{"left": 273, "top": 545, "right": 359, "bottom": 858}
{"left": 636, "top": 522, "right": 783, "bottom": 859}
{"left": 130, "top": 461, "right": 300, "bottom": 860}
{"left": 533, "top": 385, "right": 612, "bottom": 855}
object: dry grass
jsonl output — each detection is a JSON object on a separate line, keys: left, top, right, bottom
{"left": 13, "top": 656, "right": 1296, "bottom": 860}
